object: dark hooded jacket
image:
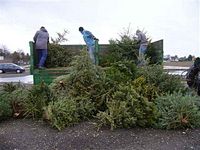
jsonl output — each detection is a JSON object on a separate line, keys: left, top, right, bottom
{"left": 33, "top": 27, "right": 49, "bottom": 49}
{"left": 136, "top": 30, "right": 148, "bottom": 45}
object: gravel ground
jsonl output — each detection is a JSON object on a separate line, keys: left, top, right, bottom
{"left": 0, "top": 119, "right": 200, "bottom": 150}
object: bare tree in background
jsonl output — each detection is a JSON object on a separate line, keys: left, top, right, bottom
{"left": 12, "top": 49, "right": 30, "bottom": 65}
{"left": 0, "top": 45, "right": 11, "bottom": 57}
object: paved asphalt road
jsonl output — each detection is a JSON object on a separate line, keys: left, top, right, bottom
{"left": 0, "top": 119, "right": 200, "bottom": 150}
{"left": 0, "top": 69, "right": 30, "bottom": 78}
{"left": 0, "top": 68, "right": 32, "bottom": 85}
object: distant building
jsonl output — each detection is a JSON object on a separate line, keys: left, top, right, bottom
{"left": 170, "top": 56, "right": 179, "bottom": 62}
{"left": 192, "top": 56, "right": 196, "bottom": 61}
{"left": 163, "top": 55, "right": 171, "bottom": 61}
{"left": 164, "top": 55, "right": 179, "bottom": 62}
{"left": 179, "top": 56, "right": 187, "bottom": 61}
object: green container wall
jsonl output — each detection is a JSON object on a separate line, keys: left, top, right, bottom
{"left": 29, "top": 42, "right": 70, "bottom": 85}
{"left": 29, "top": 41, "right": 39, "bottom": 74}
{"left": 148, "top": 40, "right": 163, "bottom": 64}
{"left": 33, "top": 69, "right": 68, "bottom": 85}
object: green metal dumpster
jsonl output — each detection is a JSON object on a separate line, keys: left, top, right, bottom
{"left": 29, "top": 41, "right": 69, "bottom": 85}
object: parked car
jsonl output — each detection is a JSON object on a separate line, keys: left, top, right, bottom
{"left": 0, "top": 63, "right": 25, "bottom": 73}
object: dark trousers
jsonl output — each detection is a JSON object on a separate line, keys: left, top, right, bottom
{"left": 37, "top": 49, "right": 47, "bottom": 67}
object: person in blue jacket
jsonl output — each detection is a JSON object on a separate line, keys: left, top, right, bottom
{"left": 79, "top": 27, "right": 98, "bottom": 64}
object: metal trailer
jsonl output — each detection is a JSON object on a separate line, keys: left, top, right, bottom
{"left": 29, "top": 40, "right": 163, "bottom": 85}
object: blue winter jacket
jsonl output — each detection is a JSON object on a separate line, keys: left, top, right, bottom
{"left": 81, "top": 30, "right": 95, "bottom": 47}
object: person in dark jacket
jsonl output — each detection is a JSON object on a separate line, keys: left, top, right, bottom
{"left": 134, "top": 30, "right": 148, "bottom": 66}
{"left": 33, "top": 26, "right": 49, "bottom": 69}
{"left": 79, "top": 27, "right": 98, "bottom": 64}
{"left": 135, "top": 30, "right": 148, "bottom": 56}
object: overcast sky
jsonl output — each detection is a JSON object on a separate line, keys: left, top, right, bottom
{"left": 0, "top": 0, "right": 199, "bottom": 57}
